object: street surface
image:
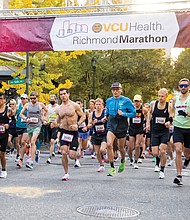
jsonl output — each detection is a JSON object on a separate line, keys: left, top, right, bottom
{"left": 0, "top": 150, "right": 189, "bottom": 220}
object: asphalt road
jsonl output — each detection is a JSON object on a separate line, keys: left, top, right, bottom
{"left": 0, "top": 151, "right": 189, "bottom": 220}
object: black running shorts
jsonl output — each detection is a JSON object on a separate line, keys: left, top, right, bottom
{"left": 173, "top": 126, "right": 190, "bottom": 148}
{"left": 151, "top": 131, "right": 169, "bottom": 146}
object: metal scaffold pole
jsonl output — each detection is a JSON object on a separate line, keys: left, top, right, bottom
{"left": 0, "top": 1, "right": 190, "bottom": 19}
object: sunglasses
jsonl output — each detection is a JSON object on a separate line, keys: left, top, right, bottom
{"left": 0, "top": 97, "right": 3, "bottom": 100}
{"left": 134, "top": 100, "right": 140, "bottom": 102}
{"left": 30, "top": 97, "right": 37, "bottom": 100}
{"left": 179, "top": 84, "right": 189, "bottom": 88}
{"left": 21, "top": 98, "right": 26, "bottom": 100}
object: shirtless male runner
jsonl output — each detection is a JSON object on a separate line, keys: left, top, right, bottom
{"left": 54, "top": 88, "right": 85, "bottom": 181}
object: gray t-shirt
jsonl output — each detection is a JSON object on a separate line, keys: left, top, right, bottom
{"left": 27, "top": 102, "right": 42, "bottom": 128}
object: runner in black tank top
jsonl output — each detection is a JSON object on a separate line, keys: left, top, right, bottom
{"left": 0, "top": 92, "right": 12, "bottom": 178}
{"left": 147, "top": 88, "right": 173, "bottom": 179}
{"left": 88, "top": 98, "right": 107, "bottom": 172}
{"left": 128, "top": 95, "right": 148, "bottom": 169}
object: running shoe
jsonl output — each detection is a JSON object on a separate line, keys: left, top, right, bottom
{"left": 74, "top": 159, "right": 81, "bottom": 168}
{"left": 52, "top": 152, "right": 56, "bottom": 157}
{"left": 15, "top": 154, "right": 20, "bottom": 162}
{"left": 168, "top": 160, "right": 173, "bottom": 166}
{"left": 46, "top": 158, "right": 51, "bottom": 164}
{"left": 134, "top": 163, "right": 139, "bottom": 169}
{"left": 97, "top": 166, "right": 105, "bottom": 172}
{"left": 17, "top": 159, "right": 23, "bottom": 168}
{"left": 0, "top": 171, "right": 7, "bottom": 178}
{"left": 107, "top": 167, "right": 116, "bottom": 176}
{"left": 173, "top": 176, "right": 183, "bottom": 186}
{"left": 152, "top": 156, "right": 156, "bottom": 162}
{"left": 138, "top": 158, "right": 142, "bottom": 163}
{"left": 140, "top": 153, "right": 146, "bottom": 159}
{"left": 9, "top": 148, "right": 14, "bottom": 158}
{"left": 159, "top": 171, "right": 165, "bottom": 179}
{"left": 130, "top": 161, "right": 134, "bottom": 166}
{"left": 91, "top": 153, "right": 96, "bottom": 159}
{"left": 35, "top": 150, "right": 40, "bottom": 163}
{"left": 62, "top": 173, "right": 70, "bottom": 181}
{"left": 154, "top": 165, "right": 160, "bottom": 172}
{"left": 114, "top": 153, "right": 119, "bottom": 162}
{"left": 26, "top": 161, "right": 34, "bottom": 170}
{"left": 118, "top": 161, "right": 125, "bottom": 173}
{"left": 182, "top": 160, "right": 189, "bottom": 169}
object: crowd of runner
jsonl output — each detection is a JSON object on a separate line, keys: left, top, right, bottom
{"left": 0, "top": 77, "right": 190, "bottom": 186}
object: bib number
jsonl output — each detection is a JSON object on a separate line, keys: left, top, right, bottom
{"left": 95, "top": 125, "right": 105, "bottom": 133}
{"left": 155, "top": 117, "right": 166, "bottom": 124}
{"left": 78, "top": 122, "right": 86, "bottom": 128}
{"left": 132, "top": 117, "right": 141, "bottom": 124}
{"left": 49, "top": 118, "right": 55, "bottom": 122}
{"left": 30, "top": 117, "right": 39, "bottom": 123}
{"left": 61, "top": 133, "right": 74, "bottom": 142}
{"left": 0, "top": 124, "right": 5, "bottom": 134}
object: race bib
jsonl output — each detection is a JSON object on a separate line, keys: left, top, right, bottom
{"left": 132, "top": 117, "right": 141, "bottom": 124}
{"left": 169, "top": 125, "right": 174, "bottom": 133}
{"left": 30, "top": 117, "right": 39, "bottom": 123}
{"left": 78, "top": 122, "right": 86, "bottom": 128}
{"left": 61, "top": 133, "right": 74, "bottom": 142}
{"left": 0, "top": 124, "right": 5, "bottom": 134}
{"left": 49, "top": 118, "right": 55, "bottom": 122}
{"left": 155, "top": 117, "right": 166, "bottom": 124}
{"left": 95, "top": 125, "right": 105, "bottom": 133}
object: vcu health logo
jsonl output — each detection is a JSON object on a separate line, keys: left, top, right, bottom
{"left": 56, "top": 20, "right": 88, "bottom": 38}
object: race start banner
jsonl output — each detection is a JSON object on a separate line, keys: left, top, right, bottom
{"left": 0, "top": 12, "right": 189, "bottom": 52}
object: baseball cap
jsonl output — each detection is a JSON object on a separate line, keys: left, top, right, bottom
{"left": 133, "top": 94, "right": 142, "bottom": 101}
{"left": 21, "top": 94, "right": 28, "bottom": 99}
{"left": 111, "top": 82, "right": 122, "bottom": 89}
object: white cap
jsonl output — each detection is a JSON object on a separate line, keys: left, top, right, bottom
{"left": 21, "top": 94, "right": 28, "bottom": 99}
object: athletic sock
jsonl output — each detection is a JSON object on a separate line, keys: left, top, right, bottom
{"left": 184, "top": 159, "right": 189, "bottom": 166}
{"left": 156, "top": 156, "right": 160, "bottom": 166}
{"left": 110, "top": 162, "right": 115, "bottom": 168}
{"left": 160, "top": 166, "right": 165, "bottom": 172}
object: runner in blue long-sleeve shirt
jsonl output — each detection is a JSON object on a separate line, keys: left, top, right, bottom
{"left": 105, "top": 82, "right": 136, "bottom": 176}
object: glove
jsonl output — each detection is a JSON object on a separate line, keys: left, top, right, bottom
{"left": 178, "top": 110, "right": 187, "bottom": 117}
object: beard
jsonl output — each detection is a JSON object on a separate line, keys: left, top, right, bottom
{"left": 181, "top": 89, "right": 189, "bottom": 94}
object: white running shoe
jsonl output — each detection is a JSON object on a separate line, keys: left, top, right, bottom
{"left": 168, "top": 160, "right": 173, "bottom": 166}
{"left": 46, "top": 158, "right": 51, "bottom": 164}
{"left": 91, "top": 153, "right": 96, "bottom": 159}
{"left": 138, "top": 158, "right": 142, "bottom": 163}
{"left": 62, "top": 173, "right": 70, "bottom": 181}
{"left": 154, "top": 165, "right": 160, "bottom": 172}
{"left": 0, "top": 171, "right": 7, "bottom": 178}
{"left": 74, "top": 159, "right": 81, "bottom": 168}
{"left": 15, "top": 155, "right": 20, "bottom": 162}
{"left": 97, "top": 166, "right": 105, "bottom": 172}
{"left": 134, "top": 163, "right": 139, "bottom": 169}
{"left": 159, "top": 171, "right": 165, "bottom": 179}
